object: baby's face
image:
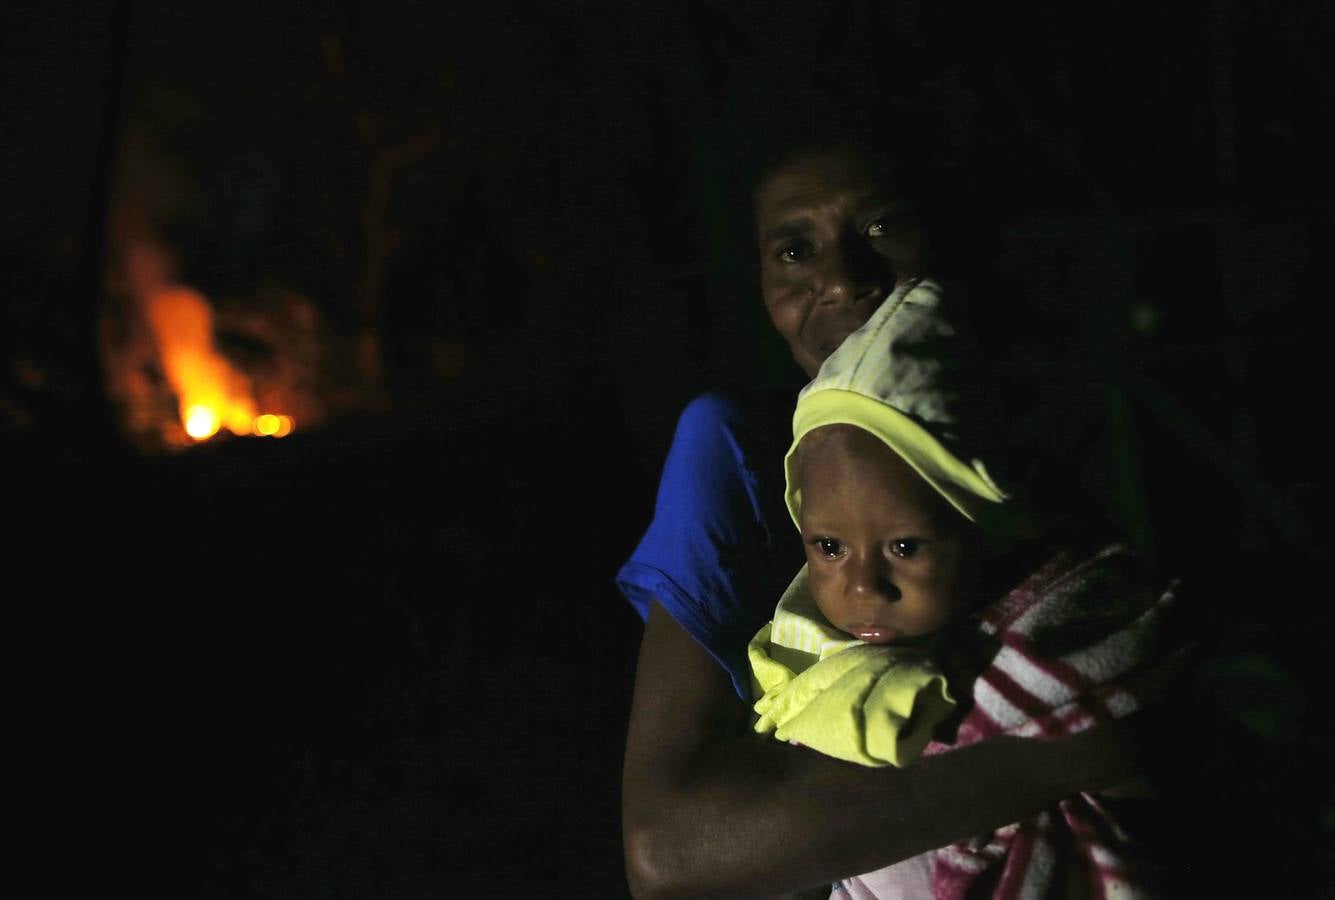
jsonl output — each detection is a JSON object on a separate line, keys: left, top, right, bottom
{"left": 797, "top": 425, "right": 977, "bottom": 645}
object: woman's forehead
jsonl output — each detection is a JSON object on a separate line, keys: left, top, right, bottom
{"left": 755, "top": 148, "right": 903, "bottom": 222}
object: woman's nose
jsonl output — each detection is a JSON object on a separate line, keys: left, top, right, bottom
{"left": 818, "top": 240, "right": 888, "bottom": 307}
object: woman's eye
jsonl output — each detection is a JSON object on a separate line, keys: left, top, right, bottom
{"left": 864, "top": 213, "right": 913, "bottom": 240}
{"left": 778, "top": 241, "right": 814, "bottom": 263}
{"left": 813, "top": 537, "right": 844, "bottom": 559}
{"left": 889, "top": 539, "right": 918, "bottom": 558}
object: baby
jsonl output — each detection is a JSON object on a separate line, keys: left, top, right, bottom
{"left": 748, "top": 274, "right": 1010, "bottom": 768}
{"left": 749, "top": 277, "right": 1177, "bottom": 897}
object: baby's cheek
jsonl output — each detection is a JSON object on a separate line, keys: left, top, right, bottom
{"left": 911, "top": 584, "right": 960, "bottom": 632}
{"left": 807, "top": 573, "right": 842, "bottom": 621}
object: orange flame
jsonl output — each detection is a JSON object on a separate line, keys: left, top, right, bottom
{"left": 143, "top": 286, "right": 293, "bottom": 442}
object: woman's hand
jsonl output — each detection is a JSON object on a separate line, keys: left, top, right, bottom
{"left": 622, "top": 602, "right": 1138, "bottom": 899}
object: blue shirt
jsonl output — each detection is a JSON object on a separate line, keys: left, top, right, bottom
{"left": 617, "top": 389, "right": 804, "bottom": 698}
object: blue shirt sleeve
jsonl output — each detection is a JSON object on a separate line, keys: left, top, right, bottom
{"left": 617, "top": 389, "right": 802, "bottom": 698}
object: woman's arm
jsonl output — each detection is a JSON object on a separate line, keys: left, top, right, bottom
{"left": 622, "top": 602, "right": 1137, "bottom": 899}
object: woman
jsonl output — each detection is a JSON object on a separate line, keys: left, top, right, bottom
{"left": 618, "top": 138, "right": 1142, "bottom": 898}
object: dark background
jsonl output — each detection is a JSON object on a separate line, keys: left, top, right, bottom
{"left": 4, "top": 1, "right": 1332, "bottom": 896}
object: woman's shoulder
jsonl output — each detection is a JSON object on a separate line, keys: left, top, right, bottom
{"left": 674, "top": 387, "right": 794, "bottom": 436}
{"left": 665, "top": 387, "right": 796, "bottom": 467}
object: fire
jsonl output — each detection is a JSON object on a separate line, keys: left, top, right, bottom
{"left": 143, "top": 286, "right": 293, "bottom": 442}
{"left": 185, "top": 405, "right": 221, "bottom": 440}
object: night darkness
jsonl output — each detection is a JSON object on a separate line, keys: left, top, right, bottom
{"left": 4, "top": 1, "right": 1332, "bottom": 896}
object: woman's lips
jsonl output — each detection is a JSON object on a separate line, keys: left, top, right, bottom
{"left": 811, "top": 311, "right": 874, "bottom": 358}
{"left": 846, "top": 625, "right": 902, "bottom": 644}
{"left": 821, "top": 332, "right": 854, "bottom": 354}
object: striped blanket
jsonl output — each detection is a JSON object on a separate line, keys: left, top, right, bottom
{"left": 913, "top": 538, "right": 1182, "bottom": 899}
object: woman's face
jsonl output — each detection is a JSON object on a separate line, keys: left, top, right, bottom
{"left": 755, "top": 147, "right": 927, "bottom": 378}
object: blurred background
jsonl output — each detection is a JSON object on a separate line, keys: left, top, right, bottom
{"left": 4, "top": 0, "right": 1331, "bottom": 895}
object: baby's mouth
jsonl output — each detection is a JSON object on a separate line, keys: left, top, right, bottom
{"left": 843, "top": 624, "right": 940, "bottom": 647}
{"left": 845, "top": 624, "right": 902, "bottom": 644}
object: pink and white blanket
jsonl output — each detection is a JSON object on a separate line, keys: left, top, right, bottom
{"left": 845, "top": 538, "right": 1184, "bottom": 899}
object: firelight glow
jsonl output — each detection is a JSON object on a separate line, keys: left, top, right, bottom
{"left": 137, "top": 284, "right": 299, "bottom": 444}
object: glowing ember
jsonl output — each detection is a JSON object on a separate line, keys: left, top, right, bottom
{"left": 185, "top": 405, "right": 221, "bottom": 440}
{"left": 248, "top": 413, "right": 295, "bottom": 438}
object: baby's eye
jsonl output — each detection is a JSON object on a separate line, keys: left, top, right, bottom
{"left": 812, "top": 537, "right": 845, "bottom": 559}
{"left": 889, "top": 539, "right": 919, "bottom": 559}
{"left": 778, "top": 240, "right": 814, "bottom": 263}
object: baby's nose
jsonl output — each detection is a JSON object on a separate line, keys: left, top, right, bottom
{"left": 848, "top": 554, "right": 900, "bottom": 603}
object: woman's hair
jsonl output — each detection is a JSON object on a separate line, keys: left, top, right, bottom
{"left": 711, "top": 74, "right": 993, "bottom": 283}
{"left": 742, "top": 106, "right": 931, "bottom": 205}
